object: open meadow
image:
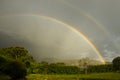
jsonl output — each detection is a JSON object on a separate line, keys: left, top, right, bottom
{"left": 27, "top": 72, "right": 120, "bottom": 80}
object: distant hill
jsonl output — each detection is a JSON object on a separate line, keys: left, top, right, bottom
{"left": 41, "top": 57, "right": 104, "bottom": 66}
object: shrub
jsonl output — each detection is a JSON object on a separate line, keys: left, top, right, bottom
{"left": 112, "top": 56, "right": 120, "bottom": 72}
{"left": 3, "top": 60, "right": 27, "bottom": 80}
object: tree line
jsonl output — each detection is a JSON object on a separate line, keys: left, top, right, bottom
{"left": 0, "top": 46, "right": 120, "bottom": 80}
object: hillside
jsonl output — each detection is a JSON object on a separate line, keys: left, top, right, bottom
{"left": 41, "top": 57, "right": 104, "bottom": 66}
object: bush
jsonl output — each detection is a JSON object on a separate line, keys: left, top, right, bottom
{"left": 3, "top": 60, "right": 27, "bottom": 80}
{"left": 0, "top": 56, "right": 7, "bottom": 64}
{"left": 112, "top": 56, "right": 120, "bottom": 72}
{"left": 0, "top": 55, "right": 7, "bottom": 74}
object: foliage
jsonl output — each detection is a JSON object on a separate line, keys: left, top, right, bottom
{"left": 3, "top": 60, "right": 27, "bottom": 80}
{"left": 0, "top": 46, "right": 28, "bottom": 59}
{"left": 0, "top": 46, "right": 37, "bottom": 80}
{"left": 0, "top": 55, "right": 7, "bottom": 74}
{"left": 1, "top": 46, "right": 120, "bottom": 77}
{"left": 0, "top": 75, "right": 11, "bottom": 80}
{"left": 37, "top": 62, "right": 80, "bottom": 74}
{"left": 0, "top": 46, "right": 36, "bottom": 73}
{"left": 0, "top": 46, "right": 34, "bottom": 62}
{"left": 0, "top": 55, "right": 27, "bottom": 79}
{"left": 0, "top": 55, "right": 7, "bottom": 65}
{"left": 87, "top": 64, "right": 113, "bottom": 73}
{"left": 112, "top": 56, "right": 120, "bottom": 71}
{"left": 37, "top": 61, "right": 49, "bottom": 74}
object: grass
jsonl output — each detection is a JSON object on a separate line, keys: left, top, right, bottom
{"left": 26, "top": 72, "right": 120, "bottom": 80}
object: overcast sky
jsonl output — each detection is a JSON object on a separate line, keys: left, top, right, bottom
{"left": 0, "top": 0, "right": 120, "bottom": 62}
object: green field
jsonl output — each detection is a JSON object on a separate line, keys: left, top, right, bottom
{"left": 26, "top": 72, "right": 120, "bottom": 80}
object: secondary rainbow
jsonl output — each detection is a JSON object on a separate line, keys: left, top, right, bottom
{"left": 60, "top": 0, "right": 111, "bottom": 38}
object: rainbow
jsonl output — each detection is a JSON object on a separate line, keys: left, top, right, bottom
{"left": 59, "top": 0, "right": 111, "bottom": 38}
{"left": 38, "top": 15, "right": 106, "bottom": 64}
{"left": 0, "top": 14, "right": 106, "bottom": 64}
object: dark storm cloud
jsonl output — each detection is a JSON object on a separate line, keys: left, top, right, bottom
{"left": 0, "top": 31, "right": 34, "bottom": 53}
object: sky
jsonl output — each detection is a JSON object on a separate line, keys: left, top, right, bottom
{"left": 0, "top": 0, "right": 120, "bottom": 62}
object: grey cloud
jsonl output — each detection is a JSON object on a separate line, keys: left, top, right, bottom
{"left": 0, "top": 0, "right": 120, "bottom": 61}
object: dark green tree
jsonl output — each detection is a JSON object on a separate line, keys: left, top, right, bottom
{"left": 3, "top": 60, "right": 27, "bottom": 80}
{"left": 112, "top": 56, "right": 120, "bottom": 71}
{"left": 87, "top": 64, "right": 113, "bottom": 73}
{"left": 0, "top": 46, "right": 36, "bottom": 75}
{"left": 25, "top": 61, "right": 31, "bottom": 68}
{"left": 0, "top": 55, "right": 7, "bottom": 65}
{"left": 0, "top": 55, "right": 7, "bottom": 74}
{"left": 2, "top": 46, "right": 28, "bottom": 59}
{"left": 0, "top": 46, "right": 36, "bottom": 68}
{"left": 38, "top": 61, "right": 48, "bottom": 74}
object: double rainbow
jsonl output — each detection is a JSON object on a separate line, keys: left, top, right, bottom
{"left": 0, "top": 14, "right": 106, "bottom": 64}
